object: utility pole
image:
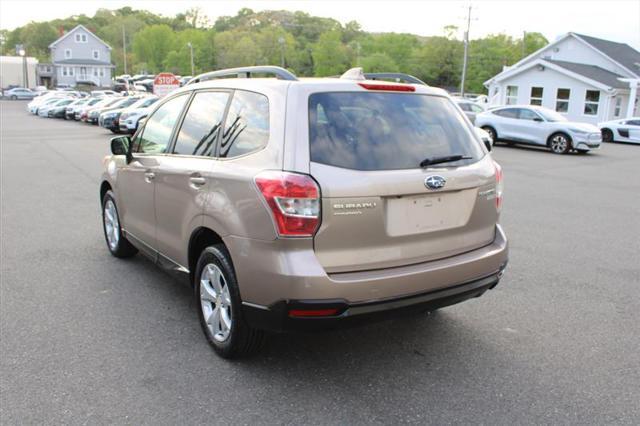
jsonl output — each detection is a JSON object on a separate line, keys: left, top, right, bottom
{"left": 122, "top": 25, "right": 127, "bottom": 75}
{"left": 187, "top": 42, "right": 195, "bottom": 76}
{"left": 355, "top": 42, "right": 361, "bottom": 67}
{"left": 460, "top": 4, "right": 472, "bottom": 97}
{"left": 18, "top": 46, "right": 27, "bottom": 87}
{"left": 522, "top": 31, "right": 527, "bottom": 58}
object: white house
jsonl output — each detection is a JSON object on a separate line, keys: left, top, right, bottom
{"left": 484, "top": 33, "right": 640, "bottom": 124}
{"left": 46, "top": 25, "right": 114, "bottom": 88}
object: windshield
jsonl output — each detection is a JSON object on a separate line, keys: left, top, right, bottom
{"left": 309, "top": 92, "right": 483, "bottom": 171}
{"left": 537, "top": 109, "right": 568, "bottom": 122}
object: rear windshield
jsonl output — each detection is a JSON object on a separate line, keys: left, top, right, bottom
{"left": 309, "top": 92, "right": 483, "bottom": 171}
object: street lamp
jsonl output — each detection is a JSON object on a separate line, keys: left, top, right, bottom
{"left": 187, "top": 42, "right": 195, "bottom": 76}
{"left": 18, "top": 48, "right": 28, "bottom": 88}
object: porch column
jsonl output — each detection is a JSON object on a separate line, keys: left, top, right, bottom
{"left": 627, "top": 80, "right": 638, "bottom": 118}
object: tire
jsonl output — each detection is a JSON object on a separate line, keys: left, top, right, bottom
{"left": 548, "top": 132, "right": 572, "bottom": 154}
{"left": 195, "top": 245, "right": 266, "bottom": 359}
{"left": 602, "top": 128, "right": 614, "bottom": 143}
{"left": 481, "top": 126, "right": 497, "bottom": 142}
{"left": 101, "top": 190, "right": 137, "bottom": 258}
{"left": 10, "top": 95, "right": 17, "bottom": 100}
{"left": 576, "top": 150, "right": 590, "bottom": 154}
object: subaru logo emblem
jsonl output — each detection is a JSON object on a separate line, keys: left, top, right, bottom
{"left": 425, "top": 175, "right": 446, "bottom": 190}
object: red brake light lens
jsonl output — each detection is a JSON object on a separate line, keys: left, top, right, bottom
{"left": 254, "top": 171, "right": 320, "bottom": 237}
{"left": 494, "top": 161, "right": 503, "bottom": 212}
{"left": 358, "top": 82, "right": 415, "bottom": 92}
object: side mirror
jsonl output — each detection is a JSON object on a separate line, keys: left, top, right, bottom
{"left": 483, "top": 139, "right": 492, "bottom": 152}
{"left": 533, "top": 117, "right": 543, "bottom": 122}
{"left": 110, "top": 135, "right": 132, "bottom": 163}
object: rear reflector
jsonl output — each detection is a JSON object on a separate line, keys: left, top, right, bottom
{"left": 358, "top": 82, "right": 415, "bottom": 92}
{"left": 288, "top": 308, "right": 339, "bottom": 317}
{"left": 254, "top": 171, "right": 320, "bottom": 237}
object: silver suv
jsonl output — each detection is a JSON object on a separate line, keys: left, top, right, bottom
{"left": 100, "top": 67, "right": 508, "bottom": 358}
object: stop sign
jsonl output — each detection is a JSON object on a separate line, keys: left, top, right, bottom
{"left": 153, "top": 73, "right": 180, "bottom": 97}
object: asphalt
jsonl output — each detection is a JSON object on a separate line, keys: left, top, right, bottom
{"left": 1, "top": 99, "right": 639, "bottom": 425}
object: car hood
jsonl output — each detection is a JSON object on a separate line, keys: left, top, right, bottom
{"left": 564, "top": 122, "right": 600, "bottom": 132}
{"left": 124, "top": 107, "right": 151, "bottom": 115}
{"left": 102, "top": 107, "right": 125, "bottom": 116}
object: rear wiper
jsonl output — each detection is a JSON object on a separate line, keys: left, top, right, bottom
{"left": 420, "top": 155, "right": 472, "bottom": 168}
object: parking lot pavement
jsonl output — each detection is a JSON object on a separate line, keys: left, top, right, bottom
{"left": 1, "top": 99, "right": 639, "bottom": 424}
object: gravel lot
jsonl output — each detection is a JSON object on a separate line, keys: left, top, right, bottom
{"left": 1, "top": 99, "right": 639, "bottom": 424}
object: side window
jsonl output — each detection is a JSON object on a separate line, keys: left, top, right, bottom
{"left": 173, "top": 91, "right": 230, "bottom": 156}
{"left": 494, "top": 108, "right": 518, "bottom": 118}
{"left": 457, "top": 103, "right": 471, "bottom": 112}
{"left": 470, "top": 104, "right": 484, "bottom": 113}
{"left": 518, "top": 109, "right": 540, "bottom": 121}
{"left": 133, "top": 94, "right": 189, "bottom": 154}
{"left": 219, "top": 90, "right": 270, "bottom": 158}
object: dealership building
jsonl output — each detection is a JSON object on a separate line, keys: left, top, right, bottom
{"left": 484, "top": 33, "right": 640, "bottom": 124}
{"left": 0, "top": 56, "right": 38, "bottom": 89}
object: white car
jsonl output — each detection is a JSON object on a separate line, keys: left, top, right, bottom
{"left": 475, "top": 105, "right": 601, "bottom": 154}
{"left": 38, "top": 99, "right": 71, "bottom": 117}
{"left": 454, "top": 98, "right": 485, "bottom": 124}
{"left": 598, "top": 118, "right": 640, "bottom": 144}
{"left": 118, "top": 106, "right": 152, "bottom": 133}
{"left": 28, "top": 96, "right": 68, "bottom": 115}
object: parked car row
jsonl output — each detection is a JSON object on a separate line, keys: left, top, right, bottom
{"left": 26, "top": 90, "right": 158, "bottom": 134}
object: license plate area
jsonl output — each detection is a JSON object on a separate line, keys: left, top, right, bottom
{"left": 385, "top": 190, "right": 474, "bottom": 236}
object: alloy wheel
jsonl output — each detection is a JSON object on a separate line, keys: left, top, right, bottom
{"left": 550, "top": 134, "right": 568, "bottom": 154}
{"left": 200, "top": 264, "right": 233, "bottom": 342}
{"left": 103, "top": 199, "right": 120, "bottom": 250}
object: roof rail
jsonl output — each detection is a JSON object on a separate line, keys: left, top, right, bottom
{"left": 363, "top": 73, "right": 427, "bottom": 86}
{"left": 187, "top": 66, "right": 298, "bottom": 85}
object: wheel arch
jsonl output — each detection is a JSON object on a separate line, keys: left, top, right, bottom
{"left": 188, "top": 227, "right": 227, "bottom": 285}
{"left": 100, "top": 181, "right": 112, "bottom": 204}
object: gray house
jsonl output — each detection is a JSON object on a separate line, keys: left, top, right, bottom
{"left": 47, "top": 25, "right": 114, "bottom": 88}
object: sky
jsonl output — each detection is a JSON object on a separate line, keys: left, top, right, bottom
{"left": 1, "top": 0, "right": 639, "bottom": 49}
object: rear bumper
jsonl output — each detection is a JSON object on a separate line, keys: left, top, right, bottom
{"left": 243, "top": 268, "right": 505, "bottom": 332}
{"left": 228, "top": 225, "right": 508, "bottom": 331}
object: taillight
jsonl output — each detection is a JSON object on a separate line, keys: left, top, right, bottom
{"left": 254, "top": 171, "right": 320, "bottom": 237}
{"left": 358, "top": 82, "right": 415, "bottom": 92}
{"left": 494, "top": 160, "right": 503, "bottom": 212}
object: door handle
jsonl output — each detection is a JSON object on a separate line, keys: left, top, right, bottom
{"left": 189, "top": 176, "right": 206, "bottom": 189}
{"left": 144, "top": 171, "right": 155, "bottom": 183}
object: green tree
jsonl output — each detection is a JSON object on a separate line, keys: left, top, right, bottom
{"left": 360, "top": 52, "right": 399, "bottom": 72}
{"left": 312, "top": 30, "right": 348, "bottom": 76}
{"left": 132, "top": 24, "right": 175, "bottom": 72}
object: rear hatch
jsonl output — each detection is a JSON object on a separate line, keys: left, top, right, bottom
{"left": 308, "top": 89, "right": 499, "bottom": 273}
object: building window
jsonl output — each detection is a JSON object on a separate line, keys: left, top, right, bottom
{"left": 614, "top": 97, "right": 622, "bottom": 117}
{"left": 506, "top": 85, "right": 518, "bottom": 105}
{"left": 75, "top": 33, "right": 87, "bottom": 43}
{"left": 92, "top": 50, "right": 99, "bottom": 60}
{"left": 68, "top": 67, "right": 74, "bottom": 76}
{"left": 62, "top": 67, "right": 67, "bottom": 77}
{"left": 99, "top": 68, "right": 104, "bottom": 77}
{"left": 530, "top": 87, "right": 543, "bottom": 106}
{"left": 555, "top": 88, "right": 570, "bottom": 113}
{"left": 93, "top": 68, "right": 98, "bottom": 77}
{"left": 64, "top": 49, "right": 72, "bottom": 59}
{"left": 584, "top": 90, "right": 600, "bottom": 115}
{"left": 75, "top": 34, "right": 80, "bottom": 42}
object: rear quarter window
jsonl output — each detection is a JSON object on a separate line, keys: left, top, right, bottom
{"left": 218, "top": 90, "right": 269, "bottom": 158}
{"left": 308, "top": 92, "right": 483, "bottom": 171}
